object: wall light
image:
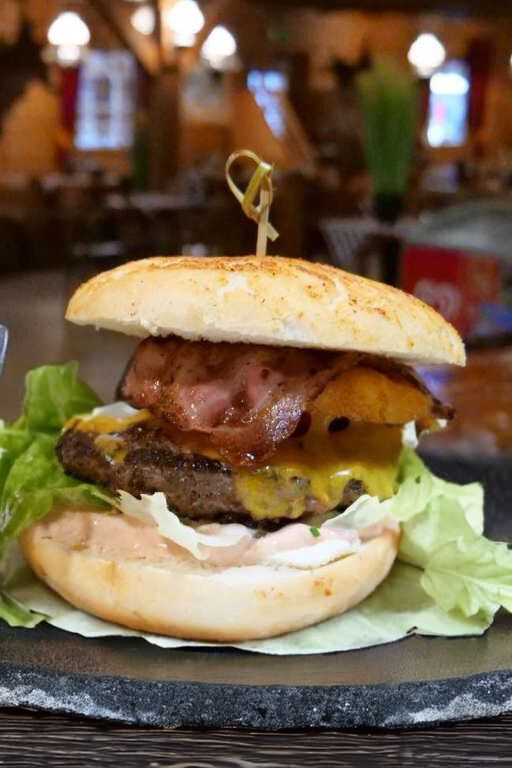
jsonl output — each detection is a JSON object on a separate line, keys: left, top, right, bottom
{"left": 408, "top": 33, "right": 445, "bottom": 78}
{"left": 201, "top": 25, "right": 237, "bottom": 69}
{"left": 131, "top": 5, "right": 156, "bottom": 36}
{"left": 164, "top": 0, "right": 204, "bottom": 48}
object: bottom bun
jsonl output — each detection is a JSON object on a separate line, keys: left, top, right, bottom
{"left": 20, "top": 509, "right": 398, "bottom": 642}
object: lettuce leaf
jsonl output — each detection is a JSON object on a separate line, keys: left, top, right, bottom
{"left": 0, "top": 541, "right": 47, "bottom": 627}
{"left": 421, "top": 536, "right": 512, "bottom": 620}
{"left": 397, "top": 447, "right": 484, "bottom": 533}
{"left": 0, "top": 363, "right": 113, "bottom": 551}
{"left": 400, "top": 498, "right": 512, "bottom": 620}
{"left": 0, "top": 592, "right": 44, "bottom": 628}
{"left": 13, "top": 362, "right": 102, "bottom": 433}
{"left": 322, "top": 448, "right": 507, "bottom": 626}
{"left": 0, "top": 435, "right": 111, "bottom": 546}
{"left": 0, "top": 427, "right": 32, "bottom": 492}
{"left": 396, "top": 451, "right": 512, "bottom": 622}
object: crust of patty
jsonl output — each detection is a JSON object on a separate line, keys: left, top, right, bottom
{"left": 21, "top": 509, "right": 398, "bottom": 642}
{"left": 65, "top": 256, "right": 465, "bottom": 366}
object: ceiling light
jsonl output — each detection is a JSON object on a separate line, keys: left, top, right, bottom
{"left": 408, "top": 33, "right": 445, "bottom": 78}
{"left": 131, "top": 5, "right": 156, "bottom": 36}
{"left": 201, "top": 25, "right": 237, "bottom": 69}
{"left": 48, "top": 11, "right": 90, "bottom": 47}
{"left": 164, "top": 0, "right": 204, "bottom": 48}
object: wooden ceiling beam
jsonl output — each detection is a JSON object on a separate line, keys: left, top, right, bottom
{"left": 251, "top": 0, "right": 512, "bottom": 16}
{"left": 86, "top": 0, "right": 161, "bottom": 76}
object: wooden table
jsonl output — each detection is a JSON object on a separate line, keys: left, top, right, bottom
{"left": 1, "top": 268, "right": 512, "bottom": 766}
{"left": 1, "top": 708, "right": 512, "bottom": 766}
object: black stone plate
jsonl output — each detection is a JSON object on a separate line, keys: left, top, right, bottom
{"left": 1, "top": 454, "right": 511, "bottom": 730}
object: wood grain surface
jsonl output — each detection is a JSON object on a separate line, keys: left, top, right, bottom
{"left": 0, "top": 708, "right": 511, "bottom": 767}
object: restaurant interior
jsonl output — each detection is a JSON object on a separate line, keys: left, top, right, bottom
{"left": 1, "top": 0, "right": 512, "bottom": 459}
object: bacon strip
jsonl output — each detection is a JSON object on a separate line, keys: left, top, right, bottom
{"left": 119, "top": 336, "right": 452, "bottom": 468}
{"left": 118, "top": 337, "right": 357, "bottom": 467}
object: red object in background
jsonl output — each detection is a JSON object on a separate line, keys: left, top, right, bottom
{"left": 401, "top": 244, "right": 500, "bottom": 337}
{"left": 57, "top": 66, "right": 80, "bottom": 168}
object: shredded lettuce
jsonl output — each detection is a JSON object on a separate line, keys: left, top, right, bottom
{"left": 117, "top": 491, "right": 252, "bottom": 559}
{"left": 116, "top": 492, "right": 363, "bottom": 568}
{"left": 0, "top": 361, "right": 511, "bottom": 654}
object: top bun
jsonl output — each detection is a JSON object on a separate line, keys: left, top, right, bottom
{"left": 66, "top": 256, "right": 465, "bottom": 365}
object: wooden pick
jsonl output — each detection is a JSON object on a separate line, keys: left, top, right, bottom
{"left": 225, "top": 150, "right": 278, "bottom": 257}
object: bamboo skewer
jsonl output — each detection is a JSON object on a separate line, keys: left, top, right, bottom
{"left": 225, "top": 150, "right": 278, "bottom": 257}
{"left": 256, "top": 188, "right": 271, "bottom": 257}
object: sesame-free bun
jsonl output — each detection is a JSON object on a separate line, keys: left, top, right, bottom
{"left": 66, "top": 256, "right": 465, "bottom": 365}
{"left": 21, "top": 510, "right": 398, "bottom": 642}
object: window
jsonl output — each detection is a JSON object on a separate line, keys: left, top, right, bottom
{"left": 75, "top": 50, "right": 136, "bottom": 150}
{"left": 426, "top": 60, "right": 470, "bottom": 148}
{"left": 247, "top": 70, "right": 288, "bottom": 139}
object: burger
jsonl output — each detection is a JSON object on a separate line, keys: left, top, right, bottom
{"left": 17, "top": 255, "right": 465, "bottom": 642}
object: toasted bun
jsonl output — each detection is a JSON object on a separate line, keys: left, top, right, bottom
{"left": 21, "top": 510, "right": 398, "bottom": 642}
{"left": 66, "top": 256, "right": 464, "bottom": 365}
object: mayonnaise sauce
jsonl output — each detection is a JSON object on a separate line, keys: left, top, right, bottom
{"left": 38, "top": 508, "right": 392, "bottom": 571}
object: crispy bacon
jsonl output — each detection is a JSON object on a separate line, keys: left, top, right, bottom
{"left": 119, "top": 336, "right": 452, "bottom": 468}
{"left": 119, "top": 337, "right": 357, "bottom": 466}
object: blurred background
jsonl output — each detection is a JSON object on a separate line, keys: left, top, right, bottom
{"left": 1, "top": 0, "right": 512, "bottom": 464}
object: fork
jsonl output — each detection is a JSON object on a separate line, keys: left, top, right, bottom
{"left": 0, "top": 325, "right": 8, "bottom": 379}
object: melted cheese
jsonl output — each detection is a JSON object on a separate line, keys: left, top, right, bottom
{"left": 68, "top": 404, "right": 401, "bottom": 520}
{"left": 235, "top": 420, "right": 401, "bottom": 521}
{"left": 66, "top": 404, "right": 151, "bottom": 465}
{"left": 68, "top": 408, "right": 151, "bottom": 435}
{"left": 94, "top": 434, "right": 128, "bottom": 464}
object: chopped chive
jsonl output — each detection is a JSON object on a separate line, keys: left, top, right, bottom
{"left": 310, "top": 526, "right": 320, "bottom": 538}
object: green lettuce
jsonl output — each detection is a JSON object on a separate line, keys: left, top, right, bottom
{"left": 0, "top": 592, "right": 44, "bottom": 628}
{"left": 0, "top": 530, "right": 47, "bottom": 627}
{"left": 337, "top": 448, "right": 511, "bottom": 624}
{"left": 0, "top": 363, "right": 113, "bottom": 553}
{"left": 396, "top": 449, "right": 512, "bottom": 622}
{"left": 0, "top": 362, "right": 511, "bottom": 654}
{"left": 13, "top": 362, "right": 102, "bottom": 433}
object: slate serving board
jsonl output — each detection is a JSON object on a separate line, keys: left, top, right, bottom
{"left": 0, "top": 454, "right": 511, "bottom": 730}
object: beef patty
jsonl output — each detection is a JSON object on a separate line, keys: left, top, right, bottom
{"left": 56, "top": 421, "right": 366, "bottom": 525}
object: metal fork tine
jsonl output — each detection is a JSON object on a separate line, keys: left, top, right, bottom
{"left": 0, "top": 325, "right": 8, "bottom": 379}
